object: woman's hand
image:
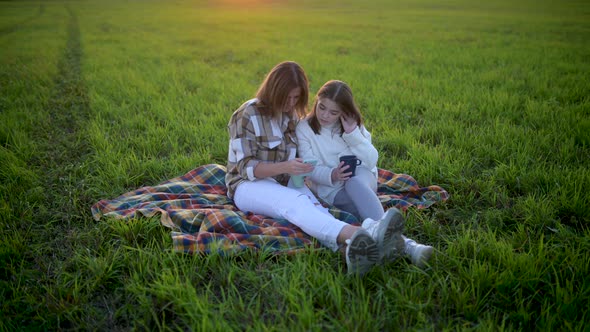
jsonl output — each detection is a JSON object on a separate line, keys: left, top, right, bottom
{"left": 331, "top": 161, "right": 353, "bottom": 182}
{"left": 340, "top": 115, "right": 357, "bottom": 134}
{"left": 284, "top": 158, "right": 314, "bottom": 175}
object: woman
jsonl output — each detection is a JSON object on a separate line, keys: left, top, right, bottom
{"left": 296, "top": 80, "right": 433, "bottom": 268}
{"left": 225, "top": 62, "right": 401, "bottom": 276}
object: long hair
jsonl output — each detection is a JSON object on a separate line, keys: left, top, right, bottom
{"left": 309, "top": 80, "right": 363, "bottom": 135}
{"left": 255, "top": 61, "right": 309, "bottom": 119}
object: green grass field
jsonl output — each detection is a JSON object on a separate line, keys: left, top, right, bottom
{"left": 1, "top": 0, "right": 589, "bottom": 330}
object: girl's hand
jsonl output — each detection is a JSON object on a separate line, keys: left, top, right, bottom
{"left": 331, "top": 161, "right": 353, "bottom": 182}
{"left": 284, "top": 158, "right": 314, "bottom": 175}
{"left": 340, "top": 115, "right": 357, "bottom": 134}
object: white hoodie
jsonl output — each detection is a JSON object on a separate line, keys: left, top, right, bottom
{"left": 296, "top": 117, "right": 379, "bottom": 204}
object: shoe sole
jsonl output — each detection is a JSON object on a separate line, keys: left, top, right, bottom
{"left": 346, "top": 230, "right": 379, "bottom": 276}
{"left": 381, "top": 208, "right": 405, "bottom": 262}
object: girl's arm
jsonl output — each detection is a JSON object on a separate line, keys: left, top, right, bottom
{"left": 342, "top": 125, "right": 379, "bottom": 169}
{"left": 296, "top": 122, "right": 335, "bottom": 186}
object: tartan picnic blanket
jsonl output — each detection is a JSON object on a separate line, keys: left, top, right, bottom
{"left": 91, "top": 164, "right": 449, "bottom": 254}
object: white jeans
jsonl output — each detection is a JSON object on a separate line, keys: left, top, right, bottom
{"left": 233, "top": 178, "right": 347, "bottom": 251}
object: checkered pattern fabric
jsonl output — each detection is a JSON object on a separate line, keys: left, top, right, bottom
{"left": 92, "top": 164, "right": 449, "bottom": 254}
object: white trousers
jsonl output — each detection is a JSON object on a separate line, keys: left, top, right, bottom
{"left": 233, "top": 178, "right": 347, "bottom": 251}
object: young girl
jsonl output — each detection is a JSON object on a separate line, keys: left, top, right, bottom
{"left": 225, "top": 62, "right": 403, "bottom": 275}
{"left": 296, "top": 80, "right": 434, "bottom": 268}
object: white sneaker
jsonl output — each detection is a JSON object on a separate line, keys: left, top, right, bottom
{"left": 404, "top": 237, "right": 434, "bottom": 268}
{"left": 345, "top": 228, "right": 379, "bottom": 276}
{"left": 362, "top": 208, "right": 405, "bottom": 263}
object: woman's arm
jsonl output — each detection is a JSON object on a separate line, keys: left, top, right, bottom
{"left": 230, "top": 107, "right": 312, "bottom": 180}
{"left": 254, "top": 159, "right": 311, "bottom": 178}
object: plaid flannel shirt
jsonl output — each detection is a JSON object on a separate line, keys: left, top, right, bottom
{"left": 225, "top": 99, "right": 298, "bottom": 198}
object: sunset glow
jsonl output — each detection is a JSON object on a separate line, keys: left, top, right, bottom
{"left": 213, "top": 0, "right": 271, "bottom": 7}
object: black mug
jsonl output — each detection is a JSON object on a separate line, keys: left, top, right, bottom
{"left": 339, "top": 155, "right": 362, "bottom": 176}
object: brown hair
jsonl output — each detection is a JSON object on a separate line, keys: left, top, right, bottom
{"left": 308, "top": 80, "right": 363, "bottom": 135}
{"left": 255, "top": 61, "right": 309, "bottom": 119}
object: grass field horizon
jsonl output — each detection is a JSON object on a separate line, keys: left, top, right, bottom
{"left": 1, "top": 0, "right": 589, "bottom": 330}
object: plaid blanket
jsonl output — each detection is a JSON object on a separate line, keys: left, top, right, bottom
{"left": 91, "top": 164, "right": 449, "bottom": 254}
